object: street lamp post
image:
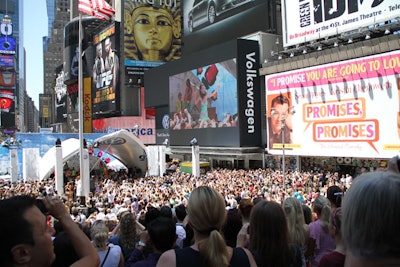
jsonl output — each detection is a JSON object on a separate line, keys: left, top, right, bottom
{"left": 55, "top": 139, "right": 64, "bottom": 195}
{"left": 272, "top": 106, "right": 295, "bottom": 186}
{"left": 281, "top": 115, "right": 286, "bottom": 185}
{"left": 190, "top": 138, "right": 200, "bottom": 177}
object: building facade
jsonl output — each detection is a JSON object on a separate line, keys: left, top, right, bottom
{"left": 41, "top": 0, "right": 70, "bottom": 128}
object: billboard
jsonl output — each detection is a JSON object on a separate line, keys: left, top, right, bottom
{"left": 182, "top": 0, "right": 273, "bottom": 54}
{"left": 0, "top": 55, "right": 15, "bottom": 89}
{"left": 281, "top": 0, "right": 400, "bottom": 47}
{"left": 155, "top": 106, "right": 170, "bottom": 144}
{"left": 124, "top": 0, "right": 182, "bottom": 69}
{"left": 0, "top": 90, "right": 14, "bottom": 111}
{"left": 0, "top": 70, "right": 14, "bottom": 88}
{"left": 265, "top": 50, "right": 400, "bottom": 158}
{"left": 92, "top": 24, "right": 120, "bottom": 117}
{"left": 0, "top": 55, "right": 15, "bottom": 90}
{"left": 92, "top": 116, "right": 155, "bottom": 145}
{"left": 0, "top": 36, "right": 16, "bottom": 55}
{"left": 166, "top": 39, "right": 260, "bottom": 147}
{"left": 83, "top": 78, "right": 92, "bottom": 132}
{"left": 92, "top": 87, "right": 156, "bottom": 144}
{"left": 55, "top": 70, "right": 67, "bottom": 123}
{"left": 63, "top": 17, "right": 96, "bottom": 84}
{"left": 0, "top": 55, "right": 14, "bottom": 69}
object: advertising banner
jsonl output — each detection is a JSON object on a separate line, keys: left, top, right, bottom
{"left": 237, "top": 39, "right": 261, "bottom": 146}
{"left": 124, "top": 0, "right": 182, "bottom": 67}
{"left": 0, "top": 70, "right": 15, "bottom": 88}
{"left": 0, "top": 36, "right": 16, "bottom": 55}
{"left": 55, "top": 70, "right": 67, "bottom": 123}
{"left": 92, "top": 116, "right": 155, "bottom": 145}
{"left": 265, "top": 50, "right": 400, "bottom": 158}
{"left": 155, "top": 106, "right": 170, "bottom": 145}
{"left": 125, "top": 65, "right": 149, "bottom": 86}
{"left": 0, "top": 90, "right": 14, "bottom": 111}
{"left": 0, "top": 55, "right": 14, "bottom": 69}
{"left": 83, "top": 77, "right": 92, "bottom": 132}
{"left": 92, "top": 24, "right": 119, "bottom": 117}
{"left": 182, "top": 0, "right": 271, "bottom": 54}
{"left": 282, "top": 0, "right": 400, "bottom": 47}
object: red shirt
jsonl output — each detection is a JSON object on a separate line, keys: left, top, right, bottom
{"left": 318, "top": 251, "right": 345, "bottom": 267}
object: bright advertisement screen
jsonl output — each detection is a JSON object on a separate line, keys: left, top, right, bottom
{"left": 266, "top": 50, "right": 400, "bottom": 158}
{"left": 0, "top": 55, "right": 14, "bottom": 69}
{"left": 92, "top": 24, "right": 119, "bottom": 117}
{"left": 0, "top": 56, "right": 15, "bottom": 89}
{"left": 181, "top": 0, "right": 269, "bottom": 55}
{"left": 169, "top": 59, "right": 237, "bottom": 130}
{"left": 281, "top": 0, "right": 400, "bottom": 47}
{"left": 123, "top": 0, "right": 182, "bottom": 67}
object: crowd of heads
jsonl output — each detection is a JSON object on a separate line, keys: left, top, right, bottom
{"left": 0, "top": 155, "right": 399, "bottom": 267}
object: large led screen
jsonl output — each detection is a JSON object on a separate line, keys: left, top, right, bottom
{"left": 146, "top": 38, "right": 260, "bottom": 147}
{"left": 169, "top": 59, "right": 237, "bottom": 130}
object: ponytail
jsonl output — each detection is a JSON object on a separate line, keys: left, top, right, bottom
{"left": 198, "top": 229, "right": 229, "bottom": 267}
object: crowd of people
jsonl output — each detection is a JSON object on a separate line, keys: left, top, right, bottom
{"left": 0, "top": 155, "right": 399, "bottom": 267}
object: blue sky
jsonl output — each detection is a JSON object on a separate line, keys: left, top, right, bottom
{"left": 23, "top": 0, "right": 48, "bottom": 106}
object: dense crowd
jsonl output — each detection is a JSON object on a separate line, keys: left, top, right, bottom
{"left": 0, "top": 167, "right": 352, "bottom": 211}
{"left": 0, "top": 156, "right": 399, "bottom": 267}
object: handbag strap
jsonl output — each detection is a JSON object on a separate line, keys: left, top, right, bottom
{"left": 100, "top": 246, "right": 111, "bottom": 267}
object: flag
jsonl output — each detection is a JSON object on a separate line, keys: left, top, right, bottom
{"left": 92, "top": 0, "right": 115, "bottom": 21}
{"left": 78, "top": 0, "right": 115, "bottom": 21}
{"left": 78, "top": 0, "right": 93, "bottom": 16}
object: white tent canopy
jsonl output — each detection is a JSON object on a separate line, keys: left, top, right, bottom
{"left": 39, "top": 130, "right": 147, "bottom": 180}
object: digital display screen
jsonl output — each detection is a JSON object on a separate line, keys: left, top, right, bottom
{"left": 169, "top": 58, "right": 237, "bottom": 130}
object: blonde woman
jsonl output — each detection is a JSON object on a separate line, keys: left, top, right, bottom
{"left": 283, "top": 197, "right": 309, "bottom": 267}
{"left": 108, "top": 212, "right": 139, "bottom": 261}
{"left": 157, "top": 186, "right": 257, "bottom": 267}
{"left": 91, "top": 220, "right": 124, "bottom": 267}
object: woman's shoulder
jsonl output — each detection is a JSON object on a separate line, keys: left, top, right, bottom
{"left": 108, "top": 243, "right": 121, "bottom": 251}
{"left": 232, "top": 247, "right": 257, "bottom": 267}
{"left": 156, "top": 249, "right": 179, "bottom": 267}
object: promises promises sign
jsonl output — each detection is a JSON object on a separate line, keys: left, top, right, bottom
{"left": 265, "top": 50, "right": 400, "bottom": 158}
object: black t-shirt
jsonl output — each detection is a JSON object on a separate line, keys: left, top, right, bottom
{"left": 175, "top": 247, "right": 250, "bottom": 267}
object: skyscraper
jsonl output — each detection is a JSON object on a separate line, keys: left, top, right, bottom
{"left": 41, "top": 0, "right": 70, "bottom": 128}
{"left": 0, "top": 0, "right": 19, "bottom": 131}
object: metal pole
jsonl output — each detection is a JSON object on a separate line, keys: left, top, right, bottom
{"left": 159, "top": 145, "right": 166, "bottom": 177}
{"left": 192, "top": 145, "right": 200, "bottom": 177}
{"left": 281, "top": 116, "right": 285, "bottom": 187}
{"left": 78, "top": 14, "right": 89, "bottom": 200}
{"left": 55, "top": 139, "right": 64, "bottom": 194}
